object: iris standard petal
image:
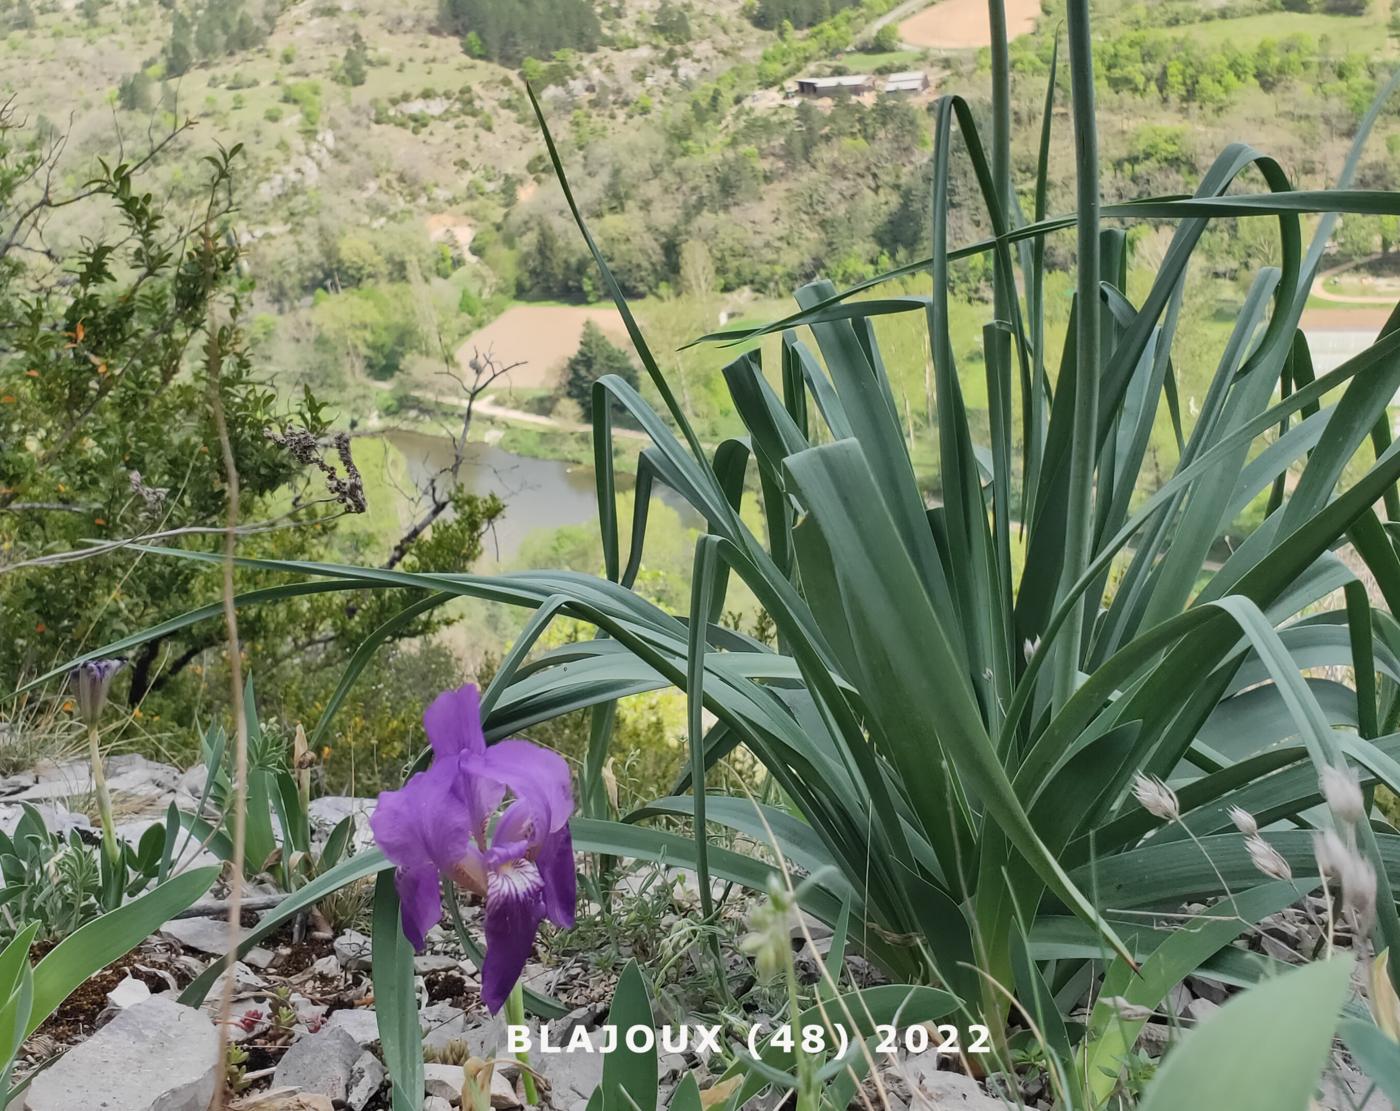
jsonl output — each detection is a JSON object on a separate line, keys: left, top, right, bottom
{"left": 481, "top": 859, "right": 546, "bottom": 1013}
{"left": 476, "top": 739, "right": 575, "bottom": 833}
{"left": 423, "top": 683, "right": 488, "bottom": 760}
{"left": 393, "top": 864, "right": 443, "bottom": 951}
{"left": 536, "top": 823, "right": 577, "bottom": 929}
{"left": 492, "top": 797, "right": 546, "bottom": 851}
{"left": 370, "top": 757, "right": 475, "bottom": 873}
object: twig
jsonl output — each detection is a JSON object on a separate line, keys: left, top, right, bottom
{"left": 206, "top": 279, "right": 249, "bottom": 1111}
{"left": 172, "top": 895, "right": 286, "bottom": 921}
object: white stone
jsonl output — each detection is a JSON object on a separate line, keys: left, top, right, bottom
{"left": 334, "top": 929, "right": 373, "bottom": 970}
{"left": 423, "top": 1099, "right": 453, "bottom": 1111}
{"left": 903, "top": 1067, "right": 1006, "bottom": 1110}
{"left": 537, "top": 1052, "right": 603, "bottom": 1109}
{"left": 113, "top": 817, "right": 220, "bottom": 871}
{"left": 311, "top": 954, "right": 341, "bottom": 977}
{"left": 325, "top": 1007, "right": 381, "bottom": 1048}
{"left": 420, "top": 1003, "right": 468, "bottom": 1051}
{"left": 423, "top": 1062, "right": 464, "bottom": 1100}
{"left": 489, "top": 1068, "right": 520, "bottom": 1109}
{"left": 159, "top": 915, "right": 249, "bottom": 955}
{"left": 271, "top": 1026, "right": 363, "bottom": 1102}
{"left": 346, "top": 1050, "right": 384, "bottom": 1111}
{"left": 414, "top": 954, "right": 461, "bottom": 974}
{"left": 308, "top": 796, "right": 376, "bottom": 851}
{"left": 0, "top": 802, "right": 90, "bottom": 838}
{"left": 20, "top": 995, "right": 217, "bottom": 1111}
{"left": 105, "top": 975, "right": 150, "bottom": 1010}
{"left": 1185, "top": 997, "right": 1220, "bottom": 1024}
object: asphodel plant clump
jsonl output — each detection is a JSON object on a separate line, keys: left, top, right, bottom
{"left": 39, "top": 0, "right": 1400, "bottom": 1101}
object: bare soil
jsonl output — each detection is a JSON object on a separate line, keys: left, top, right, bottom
{"left": 899, "top": 0, "right": 1040, "bottom": 48}
{"left": 455, "top": 304, "right": 630, "bottom": 389}
{"left": 1301, "top": 306, "right": 1392, "bottom": 331}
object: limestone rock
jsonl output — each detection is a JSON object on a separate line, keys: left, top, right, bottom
{"left": 106, "top": 974, "right": 151, "bottom": 1010}
{"left": 159, "top": 914, "right": 249, "bottom": 955}
{"left": 325, "top": 1006, "right": 382, "bottom": 1047}
{"left": 20, "top": 994, "right": 217, "bottom": 1111}
{"left": 489, "top": 1067, "right": 520, "bottom": 1109}
{"left": 904, "top": 1068, "right": 1007, "bottom": 1110}
{"left": 423, "top": 1062, "right": 464, "bottom": 1100}
{"left": 347, "top": 1050, "right": 384, "bottom": 1111}
{"left": 334, "top": 929, "right": 373, "bottom": 970}
{"left": 271, "top": 1026, "right": 363, "bottom": 1102}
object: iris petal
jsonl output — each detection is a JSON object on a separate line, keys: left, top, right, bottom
{"left": 536, "top": 824, "right": 577, "bottom": 929}
{"left": 394, "top": 864, "right": 443, "bottom": 951}
{"left": 477, "top": 739, "right": 574, "bottom": 833}
{"left": 423, "top": 683, "right": 488, "bottom": 760}
{"left": 482, "top": 859, "right": 546, "bottom": 1013}
{"left": 370, "top": 757, "right": 475, "bottom": 874}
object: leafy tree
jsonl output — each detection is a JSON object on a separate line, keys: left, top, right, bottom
{"left": 751, "top": 0, "right": 860, "bottom": 31}
{"left": 0, "top": 108, "right": 512, "bottom": 753}
{"left": 655, "top": 1, "right": 691, "bottom": 44}
{"left": 117, "top": 71, "right": 155, "bottom": 112}
{"left": 867, "top": 22, "right": 901, "bottom": 53}
{"left": 311, "top": 285, "right": 421, "bottom": 379}
{"left": 438, "top": 0, "right": 601, "bottom": 66}
{"left": 165, "top": 11, "right": 195, "bottom": 76}
{"left": 339, "top": 31, "right": 369, "bottom": 87}
{"left": 519, "top": 221, "right": 586, "bottom": 300}
{"left": 563, "top": 322, "right": 637, "bottom": 421}
{"left": 0, "top": 112, "right": 327, "bottom": 699}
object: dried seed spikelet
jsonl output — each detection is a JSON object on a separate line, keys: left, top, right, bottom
{"left": 1346, "top": 854, "right": 1378, "bottom": 934}
{"left": 1315, "top": 830, "right": 1378, "bottom": 931}
{"left": 1313, "top": 828, "right": 1350, "bottom": 880}
{"left": 1227, "top": 805, "right": 1258, "bottom": 837}
{"left": 1132, "top": 773, "right": 1179, "bottom": 822}
{"left": 1245, "top": 834, "right": 1292, "bottom": 881}
{"left": 1102, "top": 996, "right": 1154, "bottom": 1022}
{"left": 1319, "top": 763, "right": 1365, "bottom": 827}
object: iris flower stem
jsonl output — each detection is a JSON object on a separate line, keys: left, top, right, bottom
{"left": 86, "top": 724, "right": 119, "bottom": 866}
{"left": 504, "top": 981, "right": 539, "bottom": 1106}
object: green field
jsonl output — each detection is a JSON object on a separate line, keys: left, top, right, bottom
{"left": 1175, "top": 8, "right": 1392, "bottom": 50}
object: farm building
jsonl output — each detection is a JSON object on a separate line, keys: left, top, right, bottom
{"left": 795, "top": 74, "right": 875, "bottom": 97}
{"left": 883, "top": 71, "right": 930, "bottom": 94}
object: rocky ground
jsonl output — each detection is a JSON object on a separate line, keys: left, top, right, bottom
{"left": 0, "top": 755, "right": 1391, "bottom": 1111}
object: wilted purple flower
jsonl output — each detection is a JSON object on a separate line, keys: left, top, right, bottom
{"left": 370, "top": 684, "right": 576, "bottom": 1013}
{"left": 69, "top": 658, "right": 124, "bottom": 727}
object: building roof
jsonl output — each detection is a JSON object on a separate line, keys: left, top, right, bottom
{"left": 797, "top": 74, "right": 873, "bottom": 88}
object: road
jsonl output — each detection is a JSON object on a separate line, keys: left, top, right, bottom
{"left": 865, "top": 0, "right": 932, "bottom": 42}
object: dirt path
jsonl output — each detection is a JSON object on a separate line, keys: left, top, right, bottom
{"left": 1311, "top": 254, "right": 1399, "bottom": 306}
{"left": 899, "top": 0, "right": 1040, "bottom": 49}
{"left": 408, "top": 387, "right": 652, "bottom": 441}
{"left": 866, "top": 0, "right": 932, "bottom": 38}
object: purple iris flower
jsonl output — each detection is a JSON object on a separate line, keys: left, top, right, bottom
{"left": 69, "top": 658, "right": 124, "bottom": 727}
{"left": 370, "top": 683, "right": 577, "bottom": 1013}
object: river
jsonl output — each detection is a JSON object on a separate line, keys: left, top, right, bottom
{"left": 384, "top": 429, "right": 702, "bottom": 563}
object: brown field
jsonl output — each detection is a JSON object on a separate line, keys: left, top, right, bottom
{"left": 455, "top": 304, "right": 629, "bottom": 388}
{"left": 899, "top": 0, "right": 1041, "bottom": 49}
